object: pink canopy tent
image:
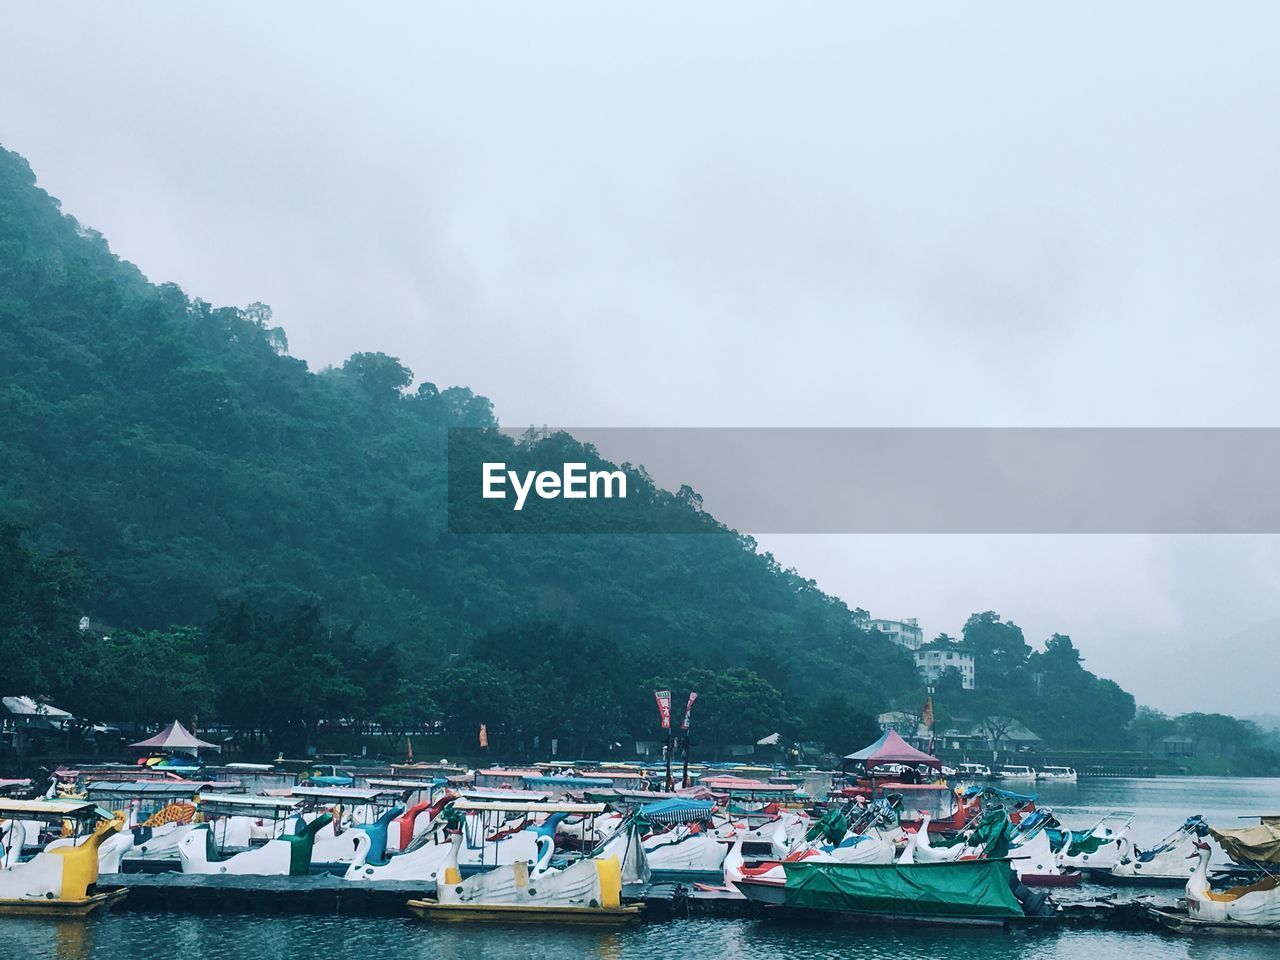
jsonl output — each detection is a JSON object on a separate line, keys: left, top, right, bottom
{"left": 843, "top": 729, "right": 941, "bottom": 770}
{"left": 129, "top": 720, "right": 221, "bottom": 756}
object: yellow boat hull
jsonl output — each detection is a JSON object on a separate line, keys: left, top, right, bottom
{"left": 0, "top": 888, "right": 128, "bottom": 918}
{"left": 407, "top": 899, "right": 643, "bottom": 925}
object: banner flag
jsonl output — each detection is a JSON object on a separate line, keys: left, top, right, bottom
{"left": 654, "top": 689, "right": 672, "bottom": 730}
{"left": 681, "top": 691, "right": 699, "bottom": 731}
{"left": 479, "top": 723, "right": 488, "bottom": 748}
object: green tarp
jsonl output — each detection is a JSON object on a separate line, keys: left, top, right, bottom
{"left": 1210, "top": 820, "right": 1280, "bottom": 865}
{"left": 779, "top": 858, "right": 1026, "bottom": 920}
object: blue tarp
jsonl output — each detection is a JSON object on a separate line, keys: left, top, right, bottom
{"left": 639, "top": 798, "right": 716, "bottom": 824}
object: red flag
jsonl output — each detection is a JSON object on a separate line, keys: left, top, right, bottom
{"left": 681, "top": 691, "right": 699, "bottom": 731}
{"left": 478, "top": 723, "right": 488, "bottom": 749}
{"left": 654, "top": 690, "right": 672, "bottom": 730}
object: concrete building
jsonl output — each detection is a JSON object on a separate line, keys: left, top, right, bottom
{"left": 914, "top": 647, "right": 976, "bottom": 690}
{"left": 868, "top": 617, "right": 924, "bottom": 650}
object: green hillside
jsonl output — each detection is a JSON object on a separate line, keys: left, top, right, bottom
{"left": 0, "top": 144, "right": 922, "bottom": 754}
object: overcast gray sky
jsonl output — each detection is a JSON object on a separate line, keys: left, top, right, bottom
{"left": 3, "top": 2, "right": 1278, "bottom": 714}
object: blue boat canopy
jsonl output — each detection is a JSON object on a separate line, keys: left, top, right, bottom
{"left": 523, "top": 775, "right": 603, "bottom": 788}
{"left": 639, "top": 797, "right": 716, "bottom": 824}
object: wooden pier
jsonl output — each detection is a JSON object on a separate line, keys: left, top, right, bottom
{"left": 99, "top": 873, "right": 434, "bottom": 917}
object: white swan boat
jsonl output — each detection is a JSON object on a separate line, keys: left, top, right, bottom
{"left": 405, "top": 801, "right": 646, "bottom": 923}
{"left": 1055, "top": 812, "right": 1135, "bottom": 871}
{"left": 1185, "top": 839, "right": 1280, "bottom": 927}
{"left": 642, "top": 825, "right": 730, "bottom": 878}
{"left": 899, "top": 812, "right": 965, "bottom": 864}
{"left": 348, "top": 800, "right": 568, "bottom": 884}
{"left": 1036, "top": 766, "right": 1078, "bottom": 783}
{"left": 177, "top": 793, "right": 340, "bottom": 876}
{"left": 1102, "top": 816, "right": 1215, "bottom": 886}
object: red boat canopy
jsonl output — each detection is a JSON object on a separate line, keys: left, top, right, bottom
{"left": 129, "top": 720, "right": 221, "bottom": 755}
{"left": 843, "top": 729, "right": 941, "bottom": 770}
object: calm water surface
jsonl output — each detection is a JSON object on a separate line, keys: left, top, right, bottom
{"left": 5, "top": 777, "right": 1277, "bottom": 960}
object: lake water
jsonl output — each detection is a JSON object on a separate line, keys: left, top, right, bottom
{"left": 6, "top": 777, "right": 1278, "bottom": 960}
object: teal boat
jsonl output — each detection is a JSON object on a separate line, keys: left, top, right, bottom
{"left": 734, "top": 858, "right": 1058, "bottom": 928}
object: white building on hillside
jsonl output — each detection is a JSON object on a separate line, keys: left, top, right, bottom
{"left": 868, "top": 617, "right": 924, "bottom": 650}
{"left": 915, "top": 647, "right": 976, "bottom": 690}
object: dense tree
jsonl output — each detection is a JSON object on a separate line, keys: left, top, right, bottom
{"left": 0, "top": 143, "right": 1159, "bottom": 761}
{"left": 0, "top": 522, "right": 92, "bottom": 702}
{"left": 962, "top": 612, "right": 1031, "bottom": 675}
{"left": 79, "top": 627, "right": 216, "bottom": 728}
{"left": 802, "top": 695, "right": 882, "bottom": 755}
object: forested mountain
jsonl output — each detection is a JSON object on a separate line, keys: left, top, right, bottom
{"left": 0, "top": 144, "right": 1176, "bottom": 763}
{"left": 0, "top": 144, "right": 920, "bottom": 753}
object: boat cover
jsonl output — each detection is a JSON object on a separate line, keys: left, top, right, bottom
{"left": 778, "top": 859, "right": 1025, "bottom": 919}
{"left": 1209, "top": 820, "right": 1280, "bottom": 865}
{"left": 638, "top": 798, "right": 716, "bottom": 825}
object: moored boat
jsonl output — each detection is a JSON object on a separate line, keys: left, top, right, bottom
{"left": 0, "top": 799, "right": 129, "bottom": 917}
{"left": 1053, "top": 811, "right": 1136, "bottom": 871}
{"left": 405, "top": 807, "right": 645, "bottom": 925}
{"left": 1096, "top": 815, "right": 1215, "bottom": 886}
{"left": 995, "top": 765, "right": 1037, "bottom": 782}
{"left": 735, "top": 857, "right": 1057, "bottom": 927}
{"left": 1185, "top": 838, "right": 1280, "bottom": 927}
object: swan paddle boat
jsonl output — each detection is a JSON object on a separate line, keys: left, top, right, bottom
{"left": 177, "top": 793, "right": 348, "bottom": 876}
{"left": 637, "top": 798, "right": 731, "bottom": 882}
{"left": 0, "top": 799, "right": 129, "bottom": 916}
{"left": 288, "top": 786, "right": 405, "bottom": 871}
{"left": 1099, "top": 815, "right": 1216, "bottom": 886}
{"left": 407, "top": 806, "right": 644, "bottom": 924}
{"left": 1053, "top": 811, "right": 1136, "bottom": 871}
{"left": 1184, "top": 837, "right": 1280, "bottom": 927}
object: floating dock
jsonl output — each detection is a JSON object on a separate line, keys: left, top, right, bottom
{"left": 99, "top": 873, "right": 434, "bottom": 917}
{"left": 98, "top": 873, "right": 1178, "bottom": 931}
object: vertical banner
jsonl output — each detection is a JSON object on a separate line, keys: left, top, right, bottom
{"left": 478, "top": 723, "right": 488, "bottom": 749}
{"left": 654, "top": 689, "right": 672, "bottom": 729}
{"left": 680, "top": 691, "right": 699, "bottom": 731}
{"left": 551, "top": 738, "right": 559, "bottom": 756}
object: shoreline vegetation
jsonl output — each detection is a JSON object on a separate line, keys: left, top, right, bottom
{"left": 1, "top": 143, "right": 1277, "bottom": 775}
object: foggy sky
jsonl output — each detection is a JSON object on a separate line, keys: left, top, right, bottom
{"left": 3, "top": 2, "right": 1279, "bottom": 714}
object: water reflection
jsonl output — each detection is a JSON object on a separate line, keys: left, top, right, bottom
{"left": 51, "top": 919, "right": 94, "bottom": 960}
